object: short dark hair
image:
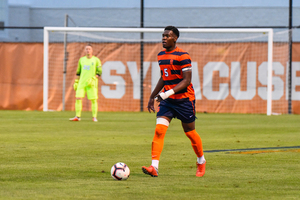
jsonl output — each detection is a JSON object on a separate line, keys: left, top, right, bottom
{"left": 164, "top": 26, "right": 179, "bottom": 38}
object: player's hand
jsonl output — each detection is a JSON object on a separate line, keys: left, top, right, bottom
{"left": 155, "top": 95, "right": 163, "bottom": 102}
{"left": 86, "top": 77, "right": 97, "bottom": 88}
{"left": 73, "top": 79, "right": 79, "bottom": 91}
{"left": 147, "top": 98, "right": 155, "bottom": 113}
{"left": 91, "top": 76, "right": 97, "bottom": 88}
{"left": 98, "top": 67, "right": 102, "bottom": 76}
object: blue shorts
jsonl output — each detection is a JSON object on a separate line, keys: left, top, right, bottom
{"left": 157, "top": 98, "right": 196, "bottom": 123}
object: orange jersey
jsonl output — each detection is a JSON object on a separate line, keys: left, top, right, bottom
{"left": 157, "top": 46, "right": 195, "bottom": 101}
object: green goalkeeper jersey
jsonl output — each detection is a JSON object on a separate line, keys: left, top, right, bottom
{"left": 76, "top": 56, "right": 102, "bottom": 88}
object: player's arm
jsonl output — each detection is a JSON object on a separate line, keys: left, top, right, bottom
{"left": 76, "top": 58, "right": 82, "bottom": 76}
{"left": 96, "top": 59, "right": 102, "bottom": 78}
{"left": 147, "top": 76, "right": 164, "bottom": 113}
{"left": 73, "top": 59, "right": 82, "bottom": 90}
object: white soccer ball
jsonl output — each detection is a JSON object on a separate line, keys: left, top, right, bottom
{"left": 111, "top": 162, "right": 130, "bottom": 180}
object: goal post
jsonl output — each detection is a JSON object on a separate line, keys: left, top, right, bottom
{"left": 43, "top": 27, "right": 280, "bottom": 115}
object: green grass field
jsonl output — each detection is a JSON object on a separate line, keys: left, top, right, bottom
{"left": 0, "top": 111, "right": 299, "bottom": 200}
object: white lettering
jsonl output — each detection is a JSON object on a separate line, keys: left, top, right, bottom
{"left": 151, "top": 62, "right": 160, "bottom": 92}
{"left": 127, "top": 61, "right": 150, "bottom": 99}
{"left": 291, "top": 62, "right": 300, "bottom": 100}
{"left": 231, "top": 62, "right": 256, "bottom": 100}
{"left": 99, "top": 61, "right": 300, "bottom": 102}
{"left": 258, "top": 62, "right": 284, "bottom": 100}
{"left": 101, "top": 61, "right": 126, "bottom": 99}
{"left": 272, "top": 62, "right": 284, "bottom": 100}
{"left": 192, "top": 62, "right": 202, "bottom": 100}
{"left": 203, "top": 62, "right": 229, "bottom": 100}
{"left": 258, "top": 62, "right": 268, "bottom": 100}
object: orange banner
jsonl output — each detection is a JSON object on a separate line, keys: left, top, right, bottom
{"left": 1, "top": 42, "right": 300, "bottom": 114}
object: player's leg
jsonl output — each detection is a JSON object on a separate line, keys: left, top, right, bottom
{"left": 182, "top": 121, "right": 204, "bottom": 158}
{"left": 152, "top": 117, "right": 170, "bottom": 165}
{"left": 142, "top": 117, "right": 171, "bottom": 177}
{"left": 91, "top": 99, "right": 98, "bottom": 122}
{"left": 75, "top": 98, "right": 83, "bottom": 117}
{"left": 176, "top": 100, "right": 206, "bottom": 176}
{"left": 86, "top": 84, "right": 98, "bottom": 122}
{"left": 182, "top": 121, "right": 206, "bottom": 177}
{"left": 69, "top": 98, "right": 82, "bottom": 121}
{"left": 70, "top": 88, "right": 85, "bottom": 121}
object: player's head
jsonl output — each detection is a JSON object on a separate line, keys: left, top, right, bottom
{"left": 164, "top": 26, "right": 179, "bottom": 38}
{"left": 85, "top": 43, "right": 93, "bottom": 57}
{"left": 162, "top": 26, "right": 179, "bottom": 51}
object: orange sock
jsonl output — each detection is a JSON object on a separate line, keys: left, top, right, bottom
{"left": 185, "top": 130, "right": 204, "bottom": 157}
{"left": 151, "top": 124, "right": 168, "bottom": 160}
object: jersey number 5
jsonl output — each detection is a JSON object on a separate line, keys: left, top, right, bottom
{"left": 164, "top": 68, "right": 169, "bottom": 77}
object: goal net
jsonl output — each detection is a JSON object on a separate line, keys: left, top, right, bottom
{"left": 43, "top": 27, "right": 289, "bottom": 115}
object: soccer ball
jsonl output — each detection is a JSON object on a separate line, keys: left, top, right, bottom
{"left": 111, "top": 162, "right": 130, "bottom": 180}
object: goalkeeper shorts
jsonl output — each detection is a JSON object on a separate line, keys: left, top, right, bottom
{"left": 76, "top": 86, "right": 98, "bottom": 100}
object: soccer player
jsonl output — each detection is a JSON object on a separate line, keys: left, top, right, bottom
{"left": 142, "top": 26, "right": 206, "bottom": 177}
{"left": 69, "top": 44, "right": 102, "bottom": 122}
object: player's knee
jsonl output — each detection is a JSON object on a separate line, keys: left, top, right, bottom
{"left": 155, "top": 124, "right": 168, "bottom": 136}
{"left": 156, "top": 117, "right": 170, "bottom": 126}
{"left": 91, "top": 99, "right": 97, "bottom": 104}
{"left": 155, "top": 118, "right": 169, "bottom": 136}
{"left": 185, "top": 129, "right": 195, "bottom": 139}
{"left": 155, "top": 127, "right": 164, "bottom": 136}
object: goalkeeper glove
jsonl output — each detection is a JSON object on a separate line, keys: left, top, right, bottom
{"left": 86, "top": 77, "right": 97, "bottom": 88}
{"left": 73, "top": 79, "right": 79, "bottom": 91}
{"left": 97, "top": 67, "right": 102, "bottom": 76}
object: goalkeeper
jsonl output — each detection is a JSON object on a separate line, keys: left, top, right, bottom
{"left": 69, "top": 44, "right": 102, "bottom": 122}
